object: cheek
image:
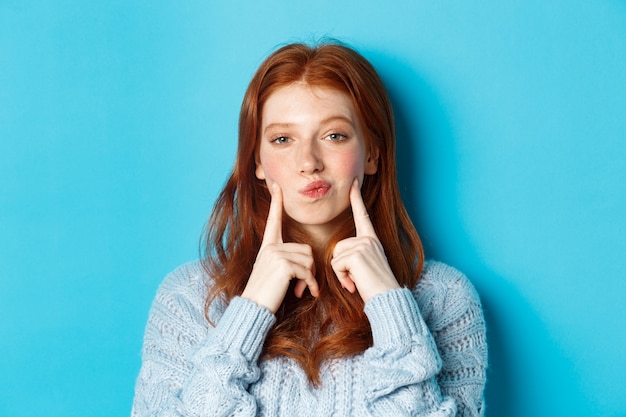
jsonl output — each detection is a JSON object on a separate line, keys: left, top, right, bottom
{"left": 261, "top": 163, "right": 282, "bottom": 185}
{"left": 257, "top": 151, "right": 282, "bottom": 183}
{"left": 335, "top": 151, "right": 366, "bottom": 180}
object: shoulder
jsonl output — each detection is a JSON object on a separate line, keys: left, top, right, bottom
{"left": 416, "top": 261, "right": 477, "bottom": 295}
{"left": 412, "top": 260, "right": 483, "bottom": 329}
{"left": 151, "top": 260, "right": 225, "bottom": 322}
{"left": 159, "top": 260, "right": 208, "bottom": 292}
{"left": 157, "top": 260, "right": 209, "bottom": 296}
{"left": 140, "top": 262, "right": 220, "bottom": 362}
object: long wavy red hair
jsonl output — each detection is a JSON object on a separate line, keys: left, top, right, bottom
{"left": 202, "top": 41, "right": 424, "bottom": 386}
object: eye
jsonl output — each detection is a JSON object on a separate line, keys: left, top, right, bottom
{"left": 325, "top": 132, "right": 347, "bottom": 142}
{"left": 270, "top": 136, "right": 291, "bottom": 145}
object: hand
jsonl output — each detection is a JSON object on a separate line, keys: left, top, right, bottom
{"left": 241, "top": 183, "right": 319, "bottom": 314}
{"left": 331, "top": 179, "right": 400, "bottom": 303}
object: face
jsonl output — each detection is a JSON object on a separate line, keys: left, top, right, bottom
{"left": 255, "top": 83, "right": 379, "bottom": 241}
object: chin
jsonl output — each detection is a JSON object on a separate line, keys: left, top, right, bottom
{"left": 286, "top": 208, "right": 351, "bottom": 231}
{"left": 289, "top": 215, "right": 336, "bottom": 227}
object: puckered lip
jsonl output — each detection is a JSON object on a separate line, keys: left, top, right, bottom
{"left": 299, "top": 180, "right": 331, "bottom": 198}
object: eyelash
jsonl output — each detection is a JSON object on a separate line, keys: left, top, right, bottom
{"left": 325, "top": 132, "right": 348, "bottom": 141}
{"left": 270, "top": 136, "right": 290, "bottom": 145}
{"left": 269, "top": 131, "right": 349, "bottom": 145}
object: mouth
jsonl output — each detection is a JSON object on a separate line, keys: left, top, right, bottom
{"left": 300, "top": 180, "right": 331, "bottom": 199}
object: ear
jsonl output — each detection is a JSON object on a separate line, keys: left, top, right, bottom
{"left": 364, "top": 146, "right": 379, "bottom": 175}
{"left": 255, "top": 158, "right": 266, "bottom": 180}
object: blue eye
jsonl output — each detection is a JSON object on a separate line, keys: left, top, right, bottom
{"left": 326, "top": 132, "right": 347, "bottom": 141}
{"left": 271, "top": 136, "right": 290, "bottom": 144}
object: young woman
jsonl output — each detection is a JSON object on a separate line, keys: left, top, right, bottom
{"left": 132, "top": 42, "right": 487, "bottom": 417}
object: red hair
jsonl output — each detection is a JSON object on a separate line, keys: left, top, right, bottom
{"left": 202, "top": 42, "right": 424, "bottom": 386}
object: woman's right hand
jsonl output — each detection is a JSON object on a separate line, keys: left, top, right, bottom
{"left": 241, "top": 183, "right": 319, "bottom": 314}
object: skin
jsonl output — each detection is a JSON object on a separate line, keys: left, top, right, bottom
{"left": 255, "top": 83, "right": 377, "bottom": 242}
{"left": 242, "top": 83, "right": 400, "bottom": 313}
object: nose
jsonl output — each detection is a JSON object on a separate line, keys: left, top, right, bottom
{"left": 298, "top": 139, "right": 323, "bottom": 174}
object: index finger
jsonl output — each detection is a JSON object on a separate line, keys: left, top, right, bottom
{"left": 350, "top": 178, "right": 377, "bottom": 237}
{"left": 261, "top": 182, "right": 284, "bottom": 246}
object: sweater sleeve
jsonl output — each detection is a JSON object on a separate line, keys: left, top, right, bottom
{"left": 131, "top": 263, "right": 276, "bottom": 417}
{"left": 362, "top": 288, "right": 457, "bottom": 416}
{"left": 361, "top": 263, "right": 487, "bottom": 417}
{"left": 417, "top": 263, "right": 487, "bottom": 417}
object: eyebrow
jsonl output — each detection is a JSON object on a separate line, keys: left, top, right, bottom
{"left": 263, "top": 116, "right": 355, "bottom": 135}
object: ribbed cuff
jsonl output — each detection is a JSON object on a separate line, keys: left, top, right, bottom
{"left": 364, "top": 288, "right": 429, "bottom": 348}
{"left": 212, "top": 296, "right": 276, "bottom": 362}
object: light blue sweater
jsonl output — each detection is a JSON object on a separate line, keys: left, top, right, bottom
{"left": 132, "top": 261, "right": 487, "bottom": 416}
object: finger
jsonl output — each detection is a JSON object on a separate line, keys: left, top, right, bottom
{"left": 293, "top": 279, "right": 308, "bottom": 298}
{"left": 306, "top": 275, "right": 320, "bottom": 297}
{"left": 350, "top": 178, "right": 377, "bottom": 237}
{"left": 272, "top": 244, "right": 315, "bottom": 271}
{"left": 337, "top": 271, "right": 356, "bottom": 293}
{"left": 294, "top": 249, "right": 318, "bottom": 298}
{"left": 292, "top": 269, "right": 319, "bottom": 298}
{"left": 331, "top": 253, "right": 357, "bottom": 294}
{"left": 261, "top": 183, "right": 284, "bottom": 246}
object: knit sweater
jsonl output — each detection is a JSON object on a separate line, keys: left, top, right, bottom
{"left": 132, "top": 260, "right": 487, "bottom": 417}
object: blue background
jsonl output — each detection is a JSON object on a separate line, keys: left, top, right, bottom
{"left": 1, "top": 1, "right": 625, "bottom": 416}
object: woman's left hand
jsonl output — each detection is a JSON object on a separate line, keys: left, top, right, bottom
{"left": 331, "top": 179, "right": 400, "bottom": 303}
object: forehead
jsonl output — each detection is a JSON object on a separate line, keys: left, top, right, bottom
{"left": 261, "top": 83, "right": 357, "bottom": 126}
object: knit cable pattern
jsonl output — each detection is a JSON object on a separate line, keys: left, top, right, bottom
{"left": 132, "top": 260, "right": 487, "bottom": 417}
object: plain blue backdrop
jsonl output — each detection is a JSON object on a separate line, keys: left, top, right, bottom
{"left": 1, "top": 1, "right": 625, "bottom": 416}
